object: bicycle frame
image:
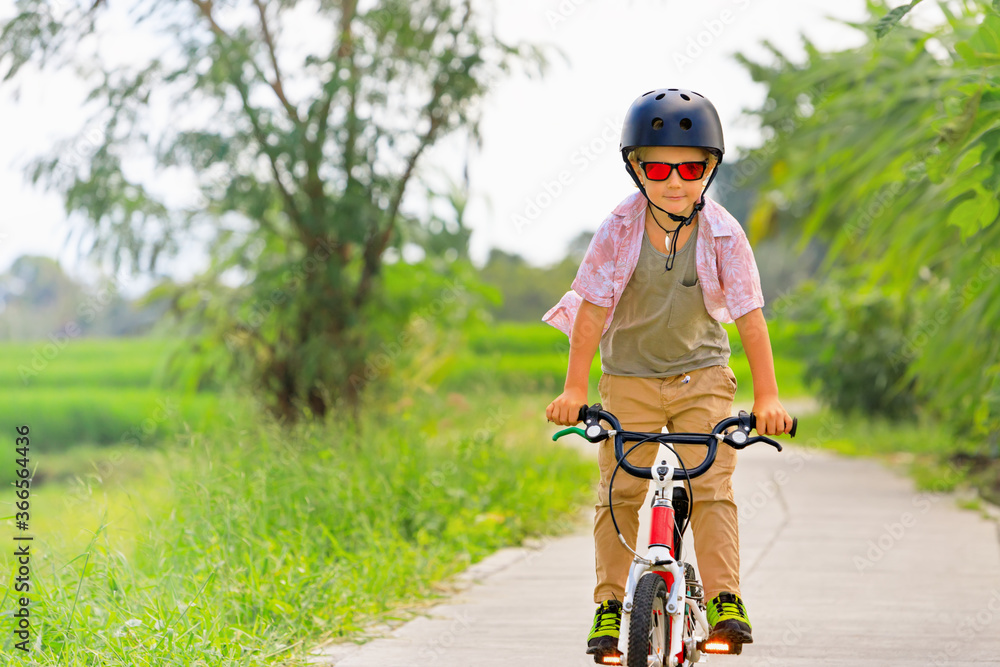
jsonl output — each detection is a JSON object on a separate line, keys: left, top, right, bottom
{"left": 617, "top": 460, "right": 709, "bottom": 667}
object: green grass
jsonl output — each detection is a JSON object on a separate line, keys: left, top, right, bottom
{"left": 0, "top": 389, "right": 220, "bottom": 457}
{"left": 0, "top": 384, "right": 595, "bottom": 665}
{"left": 0, "top": 337, "right": 220, "bottom": 455}
{"left": 0, "top": 337, "right": 175, "bottom": 388}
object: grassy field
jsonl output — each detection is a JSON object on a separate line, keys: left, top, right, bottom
{"left": 1, "top": 337, "right": 174, "bottom": 388}
{"left": 0, "top": 320, "right": 810, "bottom": 502}
{"left": 0, "top": 382, "right": 595, "bottom": 665}
{"left": 0, "top": 330, "right": 606, "bottom": 665}
{"left": 0, "top": 337, "right": 220, "bottom": 456}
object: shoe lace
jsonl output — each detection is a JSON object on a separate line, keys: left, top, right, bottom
{"left": 595, "top": 603, "right": 622, "bottom": 630}
{"left": 712, "top": 596, "right": 747, "bottom": 620}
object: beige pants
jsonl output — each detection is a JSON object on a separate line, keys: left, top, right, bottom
{"left": 594, "top": 364, "right": 740, "bottom": 604}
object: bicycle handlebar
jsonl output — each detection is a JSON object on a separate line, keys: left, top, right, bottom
{"left": 551, "top": 403, "right": 796, "bottom": 481}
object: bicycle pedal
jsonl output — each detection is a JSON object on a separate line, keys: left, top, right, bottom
{"left": 699, "top": 638, "right": 743, "bottom": 655}
{"left": 593, "top": 650, "right": 623, "bottom": 665}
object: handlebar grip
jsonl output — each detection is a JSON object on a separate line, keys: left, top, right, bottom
{"left": 552, "top": 426, "right": 587, "bottom": 441}
{"left": 576, "top": 405, "right": 588, "bottom": 423}
{"left": 748, "top": 411, "right": 798, "bottom": 438}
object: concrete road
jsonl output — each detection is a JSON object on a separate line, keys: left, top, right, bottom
{"left": 317, "top": 419, "right": 1000, "bottom": 667}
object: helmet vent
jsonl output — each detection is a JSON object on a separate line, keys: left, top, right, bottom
{"left": 692, "top": 91, "right": 704, "bottom": 98}
{"left": 655, "top": 93, "right": 665, "bottom": 100}
{"left": 642, "top": 90, "right": 654, "bottom": 96}
{"left": 679, "top": 118, "right": 692, "bottom": 130}
{"left": 652, "top": 117, "right": 664, "bottom": 130}
{"left": 680, "top": 93, "right": 691, "bottom": 101}
{"left": 667, "top": 88, "right": 678, "bottom": 91}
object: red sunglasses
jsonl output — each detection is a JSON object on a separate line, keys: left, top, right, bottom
{"left": 639, "top": 160, "right": 708, "bottom": 181}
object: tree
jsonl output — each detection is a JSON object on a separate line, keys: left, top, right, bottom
{"left": 0, "top": 255, "right": 170, "bottom": 340}
{"left": 735, "top": 0, "right": 1000, "bottom": 437}
{"left": 0, "top": 0, "right": 541, "bottom": 422}
{"left": 0, "top": 256, "right": 85, "bottom": 339}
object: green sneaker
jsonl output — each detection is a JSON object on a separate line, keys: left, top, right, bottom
{"left": 586, "top": 599, "right": 623, "bottom": 659}
{"left": 706, "top": 592, "right": 753, "bottom": 644}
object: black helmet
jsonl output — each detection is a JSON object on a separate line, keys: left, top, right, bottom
{"left": 620, "top": 88, "right": 724, "bottom": 164}
{"left": 620, "top": 88, "right": 726, "bottom": 269}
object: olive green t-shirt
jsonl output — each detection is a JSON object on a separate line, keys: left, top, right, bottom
{"left": 599, "top": 222, "right": 730, "bottom": 376}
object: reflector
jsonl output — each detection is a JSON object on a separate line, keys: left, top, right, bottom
{"left": 704, "top": 641, "right": 731, "bottom": 652}
{"left": 699, "top": 638, "right": 743, "bottom": 655}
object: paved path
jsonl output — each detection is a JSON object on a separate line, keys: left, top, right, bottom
{"left": 316, "top": 410, "right": 1000, "bottom": 666}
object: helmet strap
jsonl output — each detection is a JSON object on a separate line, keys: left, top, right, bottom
{"left": 646, "top": 204, "right": 692, "bottom": 271}
{"left": 636, "top": 165, "right": 719, "bottom": 271}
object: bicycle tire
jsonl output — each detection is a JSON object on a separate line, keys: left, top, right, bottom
{"left": 627, "top": 573, "right": 669, "bottom": 667}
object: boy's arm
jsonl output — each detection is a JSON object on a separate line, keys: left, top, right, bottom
{"left": 546, "top": 298, "right": 608, "bottom": 425}
{"left": 734, "top": 307, "right": 794, "bottom": 435}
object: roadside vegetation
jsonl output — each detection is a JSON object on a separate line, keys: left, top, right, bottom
{"left": 0, "top": 332, "right": 594, "bottom": 665}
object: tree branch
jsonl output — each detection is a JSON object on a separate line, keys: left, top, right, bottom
{"left": 191, "top": 0, "right": 225, "bottom": 37}
{"left": 337, "top": 0, "right": 357, "bottom": 59}
{"left": 352, "top": 4, "right": 477, "bottom": 309}
{"left": 306, "top": 1, "right": 356, "bottom": 258}
{"left": 190, "top": 0, "right": 303, "bottom": 229}
{"left": 353, "top": 97, "right": 444, "bottom": 310}
{"left": 313, "top": 0, "right": 356, "bottom": 148}
{"left": 252, "top": 0, "right": 301, "bottom": 124}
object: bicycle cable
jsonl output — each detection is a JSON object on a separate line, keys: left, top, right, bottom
{"left": 607, "top": 432, "right": 696, "bottom": 563}
{"left": 655, "top": 440, "right": 695, "bottom": 544}
{"left": 653, "top": 431, "right": 732, "bottom": 557}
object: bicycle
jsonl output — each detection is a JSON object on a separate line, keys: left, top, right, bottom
{"left": 552, "top": 403, "right": 797, "bottom": 667}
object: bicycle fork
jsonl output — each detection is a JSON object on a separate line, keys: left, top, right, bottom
{"left": 617, "top": 461, "right": 704, "bottom": 666}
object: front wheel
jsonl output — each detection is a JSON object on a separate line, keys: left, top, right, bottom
{"left": 627, "top": 573, "right": 669, "bottom": 667}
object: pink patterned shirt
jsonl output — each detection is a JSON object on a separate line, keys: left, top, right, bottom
{"left": 541, "top": 191, "right": 764, "bottom": 337}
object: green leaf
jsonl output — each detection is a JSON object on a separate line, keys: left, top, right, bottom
{"left": 732, "top": 0, "right": 1000, "bottom": 436}
{"left": 926, "top": 86, "right": 985, "bottom": 181}
{"left": 948, "top": 187, "right": 1000, "bottom": 240}
{"left": 955, "top": 40, "right": 981, "bottom": 65}
{"left": 875, "top": 0, "right": 925, "bottom": 39}
{"left": 955, "top": 13, "right": 1000, "bottom": 64}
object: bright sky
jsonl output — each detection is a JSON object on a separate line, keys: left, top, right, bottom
{"left": 1, "top": 0, "right": 945, "bottom": 296}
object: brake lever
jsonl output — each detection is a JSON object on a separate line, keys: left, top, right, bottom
{"left": 731, "top": 411, "right": 797, "bottom": 451}
{"left": 566, "top": 403, "right": 610, "bottom": 442}
{"left": 727, "top": 410, "right": 754, "bottom": 449}
{"left": 746, "top": 436, "right": 783, "bottom": 452}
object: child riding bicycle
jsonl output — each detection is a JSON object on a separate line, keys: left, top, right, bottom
{"left": 543, "top": 88, "right": 794, "bottom": 661}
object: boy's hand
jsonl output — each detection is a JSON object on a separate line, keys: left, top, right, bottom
{"left": 546, "top": 388, "right": 589, "bottom": 426}
{"left": 753, "top": 395, "right": 794, "bottom": 435}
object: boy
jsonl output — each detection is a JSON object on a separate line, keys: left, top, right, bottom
{"left": 543, "top": 88, "right": 793, "bottom": 661}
